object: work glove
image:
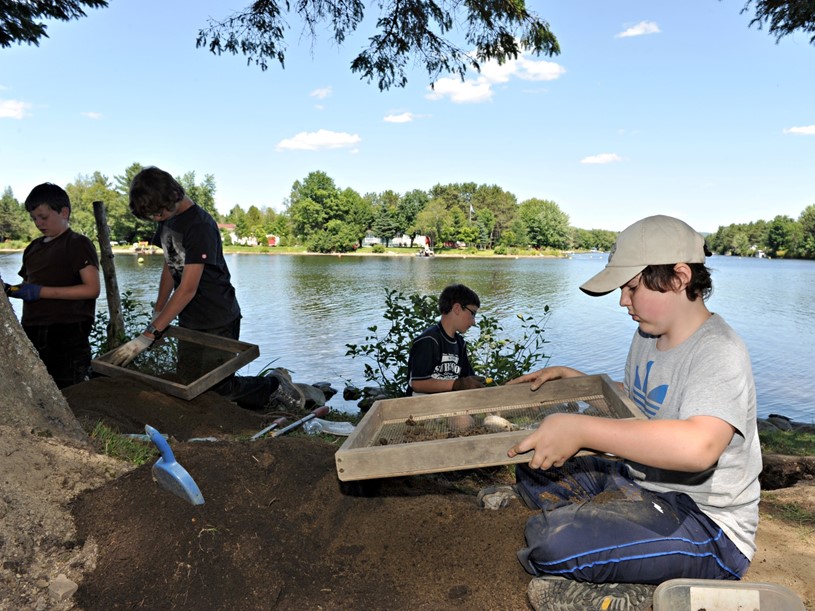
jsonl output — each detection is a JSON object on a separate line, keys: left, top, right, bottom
{"left": 6, "top": 283, "right": 42, "bottom": 302}
{"left": 107, "top": 334, "right": 153, "bottom": 366}
{"left": 453, "top": 376, "right": 486, "bottom": 391}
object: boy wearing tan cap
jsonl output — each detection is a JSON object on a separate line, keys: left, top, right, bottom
{"left": 507, "top": 215, "right": 761, "bottom": 609}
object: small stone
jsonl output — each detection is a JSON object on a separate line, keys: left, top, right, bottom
{"left": 49, "top": 573, "right": 78, "bottom": 601}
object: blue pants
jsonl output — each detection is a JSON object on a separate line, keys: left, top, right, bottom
{"left": 515, "top": 456, "right": 749, "bottom": 584}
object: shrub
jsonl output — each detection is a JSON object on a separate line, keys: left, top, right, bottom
{"left": 346, "top": 289, "right": 551, "bottom": 396}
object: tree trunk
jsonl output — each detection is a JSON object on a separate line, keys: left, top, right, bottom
{"left": 93, "top": 200, "right": 125, "bottom": 348}
{"left": 0, "top": 293, "right": 87, "bottom": 444}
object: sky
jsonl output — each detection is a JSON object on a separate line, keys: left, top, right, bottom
{"left": 1, "top": 0, "right": 813, "bottom": 233}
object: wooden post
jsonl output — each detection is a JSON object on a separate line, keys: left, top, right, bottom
{"left": 92, "top": 201, "right": 126, "bottom": 349}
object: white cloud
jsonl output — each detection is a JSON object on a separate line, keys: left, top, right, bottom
{"left": 426, "top": 52, "right": 566, "bottom": 104}
{"left": 783, "top": 125, "right": 815, "bottom": 135}
{"left": 384, "top": 112, "right": 414, "bottom": 123}
{"left": 426, "top": 76, "right": 493, "bottom": 103}
{"left": 276, "top": 129, "right": 361, "bottom": 151}
{"left": 514, "top": 57, "right": 567, "bottom": 81}
{"left": 0, "top": 99, "right": 31, "bottom": 119}
{"left": 616, "top": 21, "right": 661, "bottom": 38}
{"left": 580, "top": 153, "right": 623, "bottom": 165}
{"left": 82, "top": 111, "right": 103, "bottom": 120}
{"left": 310, "top": 87, "right": 332, "bottom": 100}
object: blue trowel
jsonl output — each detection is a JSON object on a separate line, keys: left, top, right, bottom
{"left": 145, "top": 425, "right": 205, "bottom": 505}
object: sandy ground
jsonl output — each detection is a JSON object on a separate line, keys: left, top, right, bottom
{"left": 0, "top": 377, "right": 812, "bottom": 610}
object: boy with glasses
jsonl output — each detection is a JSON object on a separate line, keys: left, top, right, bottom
{"left": 406, "top": 283, "right": 485, "bottom": 395}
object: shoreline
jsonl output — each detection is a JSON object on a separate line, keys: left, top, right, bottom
{"left": 1, "top": 246, "right": 570, "bottom": 260}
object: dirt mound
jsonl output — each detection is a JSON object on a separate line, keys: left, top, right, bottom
{"left": 64, "top": 376, "right": 267, "bottom": 440}
{"left": 0, "top": 426, "right": 130, "bottom": 611}
{"left": 1, "top": 376, "right": 812, "bottom": 610}
{"left": 72, "top": 438, "right": 532, "bottom": 610}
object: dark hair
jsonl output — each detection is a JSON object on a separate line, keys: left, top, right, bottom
{"left": 129, "top": 166, "right": 185, "bottom": 220}
{"left": 24, "top": 183, "right": 71, "bottom": 215}
{"left": 439, "top": 284, "right": 480, "bottom": 314}
{"left": 641, "top": 263, "right": 712, "bottom": 301}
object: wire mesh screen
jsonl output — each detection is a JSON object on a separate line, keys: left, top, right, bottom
{"left": 126, "top": 337, "right": 238, "bottom": 384}
{"left": 375, "top": 394, "right": 611, "bottom": 445}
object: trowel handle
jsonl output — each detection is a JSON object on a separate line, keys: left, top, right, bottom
{"left": 250, "top": 416, "right": 288, "bottom": 441}
{"left": 145, "top": 424, "right": 175, "bottom": 462}
{"left": 271, "top": 406, "right": 330, "bottom": 437}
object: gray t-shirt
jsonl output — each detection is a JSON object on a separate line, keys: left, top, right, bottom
{"left": 623, "top": 314, "right": 762, "bottom": 560}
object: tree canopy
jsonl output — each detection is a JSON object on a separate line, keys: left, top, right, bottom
{"left": 5, "top": 1, "right": 815, "bottom": 89}
{"left": 0, "top": 0, "right": 107, "bottom": 47}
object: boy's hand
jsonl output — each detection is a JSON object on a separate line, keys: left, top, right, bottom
{"left": 6, "top": 283, "right": 42, "bottom": 302}
{"left": 508, "top": 413, "right": 582, "bottom": 470}
{"left": 107, "top": 335, "right": 153, "bottom": 366}
{"left": 453, "top": 376, "right": 485, "bottom": 391}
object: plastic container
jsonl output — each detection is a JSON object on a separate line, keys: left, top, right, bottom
{"left": 653, "top": 578, "right": 805, "bottom": 611}
{"left": 302, "top": 418, "right": 355, "bottom": 436}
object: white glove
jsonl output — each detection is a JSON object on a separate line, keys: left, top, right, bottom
{"left": 108, "top": 335, "right": 153, "bottom": 366}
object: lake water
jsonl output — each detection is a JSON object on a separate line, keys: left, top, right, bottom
{"left": 2, "top": 251, "right": 813, "bottom": 422}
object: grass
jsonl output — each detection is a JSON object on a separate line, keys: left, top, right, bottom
{"left": 759, "top": 428, "right": 815, "bottom": 456}
{"left": 761, "top": 491, "right": 815, "bottom": 529}
{"left": 89, "top": 421, "right": 158, "bottom": 465}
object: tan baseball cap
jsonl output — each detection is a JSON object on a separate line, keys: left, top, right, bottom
{"left": 580, "top": 215, "right": 710, "bottom": 296}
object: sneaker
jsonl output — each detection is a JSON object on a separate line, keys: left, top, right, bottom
{"left": 527, "top": 576, "right": 655, "bottom": 611}
{"left": 477, "top": 485, "right": 521, "bottom": 510}
{"left": 266, "top": 374, "right": 305, "bottom": 411}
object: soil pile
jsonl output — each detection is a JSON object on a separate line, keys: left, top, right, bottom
{"left": 0, "top": 376, "right": 812, "bottom": 610}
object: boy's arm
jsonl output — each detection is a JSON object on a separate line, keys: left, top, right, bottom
{"left": 12, "top": 264, "right": 100, "bottom": 301}
{"left": 150, "top": 263, "right": 204, "bottom": 334}
{"left": 507, "top": 366, "right": 585, "bottom": 389}
{"left": 106, "top": 263, "right": 204, "bottom": 366}
{"left": 410, "top": 378, "right": 457, "bottom": 394}
{"left": 152, "top": 262, "right": 175, "bottom": 319}
{"left": 509, "top": 412, "right": 735, "bottom": 472}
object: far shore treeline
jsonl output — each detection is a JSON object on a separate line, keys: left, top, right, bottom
{"left": 2, "top": 163, "right": 814, "bottom": 258}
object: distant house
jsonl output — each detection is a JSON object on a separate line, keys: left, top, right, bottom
{"left": 266, "top": 235, "right": 280, "bottom": 247}
{"left": 217, "top": 223, "right": 237, "bottom": 244}
{"left": 363, "top": 232, "right": 430, "bottom": 248}
{"left": 217, "top": 223, "right": 262, "bottom": 246}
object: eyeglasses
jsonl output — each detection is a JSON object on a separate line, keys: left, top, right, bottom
{"left": 463, "top": 305, "right": 478, "bottom": 318}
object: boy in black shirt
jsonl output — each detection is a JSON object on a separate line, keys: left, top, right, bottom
{"left": 407, "top": 284, "right": 484, "bottom": 395}
{"left": 108, "top": 166, "right": 303, "bottom": 411}
{"left": 5, "top": 184, "right": 100, "bottom": 388}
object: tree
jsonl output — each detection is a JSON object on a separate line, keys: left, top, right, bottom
{"left": 112, "top": 162, "right": 154, "bottom": 243}
{"left": 0, "top": 187, "right": 34, "bottom": 241}
{"left": 414, "top": 199, "right": 451, "bottom": 249}
{"left": 0, "top": 0, "right": 107, "bottom": 48}
{"left": 741, "top": 0, "right": 815, "bottom": 45}
{"left": 195, "top": 0, "right": 560, "bottom": 89}
{"left": 399, "top": 189, "right": 429, "bottom": 245}
{"left": 799, "top": 204, "right": 815, "bottom": 258}
{"left": 341, "top": 188, "right": 374, "bottom": 248}
{"left": 371, "top": 190, "right": 402, "bottom": 247}
{"left": 288, "top": 171, "right": 341, "bottom": 240}
{"left": 766, "top": 214, "right": 799, "bottom": 257}
{"left": 470, "top": 184, "right": 518, "bottom": 247}
{"left": 64, "top": 172, "right": 118, "bottom": 241}
{"left": 518, "top": 198, "right": 570, "bottom": 250}
{"left": 179, "top": 171, "right": 218, "bottom": 219}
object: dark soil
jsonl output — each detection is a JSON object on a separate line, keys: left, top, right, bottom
{"left": 65, "top": 377, "right": 535, "bottom": 610}
{"left": 58, "top": 377, "right": 815, "bottom": 610}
